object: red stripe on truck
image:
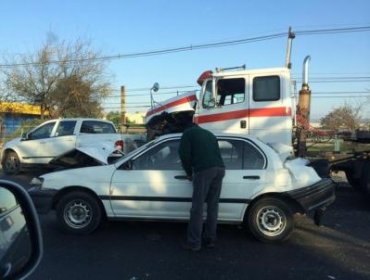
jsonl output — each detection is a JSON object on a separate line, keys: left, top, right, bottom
{"left": 194, "top": 107, "right": 292, "bottom": 124}
{"left": 146, "top": 95, "right": 197, "bottom": 117}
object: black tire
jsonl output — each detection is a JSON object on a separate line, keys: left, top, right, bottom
{"left": 344, "top": 170, "right": 361, "bottom": 190}
{"left": 56, "top": 191, "right": 102, "bottom": 234}
{"left": 247, "top": 198, "right": 293, "bottom": 243}
{"left": 360, "top": 161, "right": 370, "bottom": 196}
{"left": 2, "top": 151, "right": 21, "bottom": 175}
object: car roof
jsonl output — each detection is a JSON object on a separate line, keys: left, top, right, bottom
{"left": 156, "top": 132, "right": 263, "bottom": 143}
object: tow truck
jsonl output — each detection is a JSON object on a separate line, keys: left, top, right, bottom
{"left": 144, "top": 28, "right": 370, "bottom": 196}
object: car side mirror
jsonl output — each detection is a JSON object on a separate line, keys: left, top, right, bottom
{"left": 0, "top": 180, "right": 43, "bottom": 280}
{"left": 121, "top": 160, "right": 133, "bottom": 170}
{"left": 21, "top": 132, "right": 28, "bottom": 140}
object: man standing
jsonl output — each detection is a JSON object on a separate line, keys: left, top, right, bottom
{"left": 179, "top": 124, "right": 225, "bottom": 251}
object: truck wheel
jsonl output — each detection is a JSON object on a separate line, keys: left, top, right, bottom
{"left": 345, "top": 170, "right": 361, "bottom": 190}
{"left": 2, "top": 151, "right": 21, "bottom": 175}
{"left": 247, "top": 198, "right": 293, "bottom": 243}
{"left": 56, "top": 191, "right": 102, "bottom": 234}
{"left": 360, "top": 161, "right": 370, "bottom": 195}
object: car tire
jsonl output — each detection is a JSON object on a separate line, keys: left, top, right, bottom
{"left": 247, "top": 198, "right": 293, "bottom": 243}
{"left": 56, "top": 191, "right": 102, "bottom": 234}
{"left": 2, "top": 151, "right": 21, "bottom": 175}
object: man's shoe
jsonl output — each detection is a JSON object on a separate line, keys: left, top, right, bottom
{"left": 183, "top": 243, "right": 201, "bottom": 252}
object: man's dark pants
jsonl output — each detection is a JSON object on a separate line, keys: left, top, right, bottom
{"left": 187, "top": 166, "right": 225, "bottom": 247}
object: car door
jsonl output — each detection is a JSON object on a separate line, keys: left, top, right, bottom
{"left": 18, "top": 121, "right": 57, "bottom": 164}
{"left": 109, "top": 138, "right": 193, "bottom": 219}
{"left": 40, "top": 120, "right": 78, "bottom": 159}
{"left": 217, "top": 137, "right": 267, "bottom": 222}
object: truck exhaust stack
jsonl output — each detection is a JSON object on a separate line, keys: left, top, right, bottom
{"left": 285, "top": 27, "right": 296, "bottom": 69}
{"left": 296, "top": 55, "right": 312, "bottom": 157}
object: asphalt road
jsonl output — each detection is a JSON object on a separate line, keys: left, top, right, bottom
{"left": 2, "top": 171, "right": 370, "bottom": 280}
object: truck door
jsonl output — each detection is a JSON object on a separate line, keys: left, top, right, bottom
{"left": 194, "top": 77, "right": 249, "bottom": 134}
{"left": 249, "top": 74, "right": 293, "bottom": 146}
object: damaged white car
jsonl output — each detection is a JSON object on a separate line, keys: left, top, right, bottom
{"left": 29, "top": 134, "right": 335, "bottom": 243}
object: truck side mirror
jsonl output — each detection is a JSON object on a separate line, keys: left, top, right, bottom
{"left": 0, "top": 180, "right": 43, "bottom": 280}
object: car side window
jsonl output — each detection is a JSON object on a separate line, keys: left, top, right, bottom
{"left": 243, "top": 142, "right": 266, "bottom": 169}
{"left": 28, "top": 122, "right": 56, "bottom": 140}
{"left": 56, "top": 120, "right": 77, "bottom": 136}
{"left": 80, "top": 121, "right": 116, "bottom": 134}
{"left": 132, "top": 140, "right": 182, "bottom": 170}
{"left": 218, "top": 140, "right": 243, "bottom": 170}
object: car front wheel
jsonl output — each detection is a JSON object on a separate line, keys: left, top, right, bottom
{"left": 247, "top": 198, "right": 293, "bottom": 243}
{"left": 56, "top": 191, "right": 102, "bottom": 234}
{"left": 2, "top": 151, "right": 21, "bottom": 175}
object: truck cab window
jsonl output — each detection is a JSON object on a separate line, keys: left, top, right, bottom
{"left": 216, "top": 78, "right": 245, "bottom": 106}
{"left": 253, "top": 76, "right": 280, "bottom": 101}
{"left": 202, "top": 80, "right": 215, "bottom": 108}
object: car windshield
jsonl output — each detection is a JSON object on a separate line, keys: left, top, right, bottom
{"left": 113, "top": 136, "right": 168, "bottom": 165}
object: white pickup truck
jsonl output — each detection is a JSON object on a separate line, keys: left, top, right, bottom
{"left": 1, "top": 118, "right": 140, "bottom": 174}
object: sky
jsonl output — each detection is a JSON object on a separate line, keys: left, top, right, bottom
{"left": 1, "top": 0, "right": 370, "bottom": 120}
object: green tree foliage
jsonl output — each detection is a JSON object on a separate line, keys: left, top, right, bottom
{"left": 320, "top": 104, "right": 361, "bottom": 131}
{"left": 106, "top": 111, "right": 121, "bottom": 128}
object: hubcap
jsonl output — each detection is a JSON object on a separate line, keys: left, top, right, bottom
{"left": 64, "top": 200, "right": 92, "bottom": 229}
{"left": 5, "top": 155, "right": 19, "bottom": 171}
{"left": 256, "top": 206, "right": 286, "bottom": 236}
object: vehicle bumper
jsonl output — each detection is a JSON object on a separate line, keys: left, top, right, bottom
{"left": 286, "top": 178, "right": 336, "bottom": 213}
{"left": 28, "top": 187, "right": 58, "bottom": 214}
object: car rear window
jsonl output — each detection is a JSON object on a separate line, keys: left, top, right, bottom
{"left": 80, "top": 121, "right": 116, "bottom": 134}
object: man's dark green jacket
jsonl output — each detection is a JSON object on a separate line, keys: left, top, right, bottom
{"left": 178, "top": 125, "right": 224, "bottom": 177}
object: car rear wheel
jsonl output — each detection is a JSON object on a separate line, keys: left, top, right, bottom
{"left": 247, "top": 198, "right": 293, "bottom": 243}
{"left": 56, "top": 191, "right": 102, "bottom": 234}
{"left": 2, "top": 151, "right": 21, "bottom": 175}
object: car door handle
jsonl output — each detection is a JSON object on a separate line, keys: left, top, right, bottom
{"left": 174, "top": 175, "right": 189, "bottom": 180}
{"left": 243, "top": 176, "right": 260, "bottom": 180}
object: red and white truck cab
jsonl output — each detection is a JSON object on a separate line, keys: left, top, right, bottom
{"left": 194, "top": 66, "right": 294, "bottom": 148}
{"left": 145, "top": 30, "right": 308, "bottom": 156}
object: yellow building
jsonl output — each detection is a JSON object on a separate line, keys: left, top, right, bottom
{"left": 0, "top": 102, "right": 43, "bottom": 137}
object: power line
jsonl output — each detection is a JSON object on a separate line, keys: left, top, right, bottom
{"left": 313, "top": 95, "right": 370, "bottom": 98}
{"left": 117, "top": 75, "right": 370, "bottom": 96}
{"left": 1, "top": 26, "right": 370, "bottom": 68}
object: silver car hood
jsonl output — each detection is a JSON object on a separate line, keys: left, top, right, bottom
{"left": 76, "top": 143, "right": 117, "bottom": 164}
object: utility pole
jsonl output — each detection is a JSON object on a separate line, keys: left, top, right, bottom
{"left": 120, "top": 86, "right": 126, "bottom": 132}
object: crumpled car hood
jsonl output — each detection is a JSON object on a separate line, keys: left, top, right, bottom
{"left": 48, "top": 143, "right": 119, "bottom": 170}
{"left": 267, "top": 142, "right": 294, "bottom": 162}
{"left": 284, "top": 157, "right": 321, "bottom": 188}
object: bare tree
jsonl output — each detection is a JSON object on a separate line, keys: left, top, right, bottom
{"left": 2, "top": 44, "right": 61, "bottom": 118}
{"left": 1, "top": 37, "right": 111, "bottom": 119}
{"left": 320, "top": 103, "right": 362, "bottom": 131}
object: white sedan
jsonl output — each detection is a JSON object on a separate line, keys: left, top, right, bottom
{"left": 29, "top": 134, "right": 335, "bottom": 243}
